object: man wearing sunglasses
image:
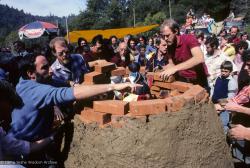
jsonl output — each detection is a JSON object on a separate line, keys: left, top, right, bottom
{"left": 50, "top": 37, "right": 90, "bottom": 86}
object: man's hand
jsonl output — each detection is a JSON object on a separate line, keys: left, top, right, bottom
{"left": 160, "top": 66, "right": 178, "bottom": 80}
{"left": 113, "top": 83, "right": 142, "bottom": 93}
{"left": 224, "top": 102, "right": 242, "bottom": 112}
{"left": 54, "top": 106, "right": 64, "bottom": 121}
{"left": 214, "top": 103, "right": 224, "bottom": 113}
{"left": 229, "top": 124, "right": 250, "bottom": 141}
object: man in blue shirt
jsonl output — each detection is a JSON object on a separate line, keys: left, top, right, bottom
{"left": 50, "top": 37, "right": 90, "bottom": 85}
{"left": 9, "top": 54, "right": 139, "bottom": 142}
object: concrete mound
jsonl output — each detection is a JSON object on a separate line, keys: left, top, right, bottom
{"left": 65, "top": 103, "right": 233, "bottom": 168}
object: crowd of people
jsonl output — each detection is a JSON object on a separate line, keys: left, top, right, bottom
{"left": 0, "top": 17, "right": 250, "bottom": 167}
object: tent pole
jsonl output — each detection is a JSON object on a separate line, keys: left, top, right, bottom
{"left": 66, "top": 17, "right": 70, "bottom": 44}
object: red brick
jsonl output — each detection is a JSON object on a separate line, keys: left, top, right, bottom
{"left": 111, "top": 67, "right": 126, "bottom": 76}
{"left": 81, "top": 108, "right": 111, "bottom": 125}
{"left": 170, "top": 81, "right": 193, "bottom": 92}
{"left": 153, "top": 72, "right": 175, "bottom": 82}
{"left": 95, "top": 62, "right": 116, "bottom": 73}
{"left": 84, "top": 72, "right": 109, "bottom": 84}
{"left": 150, "top": 90, "right": 160, "bottom": 98}
{"left": 183, "top": 85, "right": 207, "bottom": 103}
{"left": 153, "top": 72, "right": 163, "bottom": 81}
{"left": 130, "top": 99, "right": 166, "bottom": 116}
{"left": 153, "top": 81, "right": 172, "bottom": 89}
{"left": 182, "top": 94, "right": 195, "bottom": 105}
{"left": 164, "top": 96, "right": 186, "bottom": 112}
{"left": 93, "top": 100, "right": 129, "bottom": 115}
{"left": 169, "top": 89, "right": 181, "bottom": 97}
{"left": 151, "top": 85, "right": 160, "bottom": 91}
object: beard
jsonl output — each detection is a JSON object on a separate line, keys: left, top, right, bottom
{"left": 36, "top": 73, "right": 52, "bottom": 84}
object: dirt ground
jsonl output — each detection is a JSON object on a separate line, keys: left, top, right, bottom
{"left": 65, "top": 103, "right": 234, "bottom": 168}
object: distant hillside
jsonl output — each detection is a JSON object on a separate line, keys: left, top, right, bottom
{"left": 0, "top": 4, "right": 75, "bottom": 45}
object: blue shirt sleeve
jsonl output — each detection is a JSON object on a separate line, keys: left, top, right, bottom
{"left": 22, "top": 81, "right": 75, "bottom": 109}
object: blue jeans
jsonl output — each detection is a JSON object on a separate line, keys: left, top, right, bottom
{"left": 232, "top": 140, "right": 250, "bottom": 164}
{"left": 219, "top": 110, "right": 230, "bottom": 134}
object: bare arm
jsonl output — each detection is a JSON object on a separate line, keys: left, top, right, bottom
{"left": 175, "top": 46, "right": 204, "bottom": 71}
{"left": 73, "top": 83, "right": 141, "bottom": 100}
{"left": 225, "top": 102, "right": 250, "bottom": 115}
{"left": 160, "top": 46, "right": 204, "bottom": 79}
{"left": 229, "top": 125, "right": 250, "bottom": 141}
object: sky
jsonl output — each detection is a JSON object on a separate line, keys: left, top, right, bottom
{"left": 0, "top": 0, "right": 87, "bottom": 17}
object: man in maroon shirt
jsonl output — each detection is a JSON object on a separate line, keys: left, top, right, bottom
{"left": 159, "top": 19, "right": 208, "bottom": 87}
{"left": 229, "top": 26, "right": 241, "bottom": 45}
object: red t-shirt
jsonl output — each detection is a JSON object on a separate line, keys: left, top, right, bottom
{"left": 169, "top": 34, "right": 207, "bottom": 80}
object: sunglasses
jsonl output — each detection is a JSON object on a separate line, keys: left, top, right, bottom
{"left": 56, "top": 50, "right": 69, "bottom": 57}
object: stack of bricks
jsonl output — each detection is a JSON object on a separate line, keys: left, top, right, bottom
{"left": 83, "top": 60, "right": 117, "bottom": 85}
{"left": 78, "top": 71, "right": 208, "bottom": 128}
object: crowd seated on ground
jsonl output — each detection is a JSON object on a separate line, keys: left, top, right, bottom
{"left": 0, "top": 14, "right": 250, "bottom": 167}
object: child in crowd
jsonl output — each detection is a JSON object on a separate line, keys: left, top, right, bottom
{"left": 128, "top": 62, "right": 151, "bottom": 100}
{"left": 212, "top": 61, "right": 238, "bottom": 134}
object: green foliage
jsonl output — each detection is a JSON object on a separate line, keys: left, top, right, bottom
{"left": 0, "top": 4, "right": 65, "bottom": 46}
{"left": 1, "top": 0, "right": 244, "bottom": 46}
{"left": 4, "top": 31, "right": 19, "bottom": 46}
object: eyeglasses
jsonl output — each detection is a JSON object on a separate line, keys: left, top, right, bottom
{"left": 56, "top": 50, "right": 69, "bottom": 57}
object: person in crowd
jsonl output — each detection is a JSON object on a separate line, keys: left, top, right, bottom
{"left": 159, "top": 19, "right": 208, "bottom": 88}
{"left": 12, "top": 41, "right": 29, "bottom": 57}
{"left": 109, "top": 35, "right": 119, "bottom": 54}
{"left": 212, "top": 61, "right": 238, "bottom": 134}
{"left": 240, "top": 32, "right": 250, "bottom": 50}
{"left": 128, "top": 62, "right": 151, "bottom": 100}
{"left": 219, "top": 34, "right": 236, "bottom": 61}
{"left": 89, "top": 34, "right": 105, "bottom": 60}
{"left": 0, "top": 80, "right": 55, "bottom": 162}
{"left": 233, "top": 40, "right": 249, "bottom": 75}
{"left": 218, "top": 29, "right": 227, "bottom": 45}
{"left": 123, "top": 34, "right": 132, "bottom": 45}
{"left": 218, "top": 50, "right": 250, "bottom": 165}
{"left": 195, "top": 31, "right": 206, "bottom": 55}
{"left": 8, "top": 54, "right": 141, "bottom": 161}
{"left": 110, "top": 42, "right": 131, "bottom": 67}
{"left": 146, "top": 36, "right": 171, "bottom": 72}
{"left": 229, "top": 26, "right": 241, "bottom": 45}
{"left": 137, "top": 36, "right": 147, "bottom": 47}
{"left": 204, "top": 36, "right": 237, "bottom": 95}
{"left": 146, "top": 37, "right": 157, "bottom": 54}
{"left": 128, "top": 37, "right": 139, "bottom": 62}
{"left": 50, "top": 37, "right": 90, "bottom": 85}
{"left": 134, "top": 45, "right": 147, "bottom": 66}
{"left": 74, "top": 37, "right": 89, "bottom": 54}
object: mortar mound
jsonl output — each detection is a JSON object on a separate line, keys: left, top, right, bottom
{"left": 65, "top": 103, "right": 233, "bottom": 168}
